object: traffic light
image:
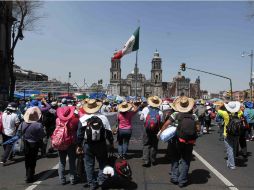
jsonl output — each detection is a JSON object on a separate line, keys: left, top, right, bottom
{"left": 180, "top": 63, "right": 186, "bottom": 71}
{"left": 226, "top": 90, "right": 232, "bottom": 97}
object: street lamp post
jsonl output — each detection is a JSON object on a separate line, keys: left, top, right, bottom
{"left": 68, "top": 72, "right": 71, "bottom": 97}
{"left": 242, "top": 50, "right": 253, "bottom": 101}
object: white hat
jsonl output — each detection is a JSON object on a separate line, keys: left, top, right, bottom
{"left": 24, "top": 107, "right": 42, "bottom": 123}
{"left": 206, "top": 106, "right": 212, "bottom": 110}
{"left": 224, "top": 101, "right": 241, "bottom": 113}
{"left": 103, "top": 166, "right": 114, "bottom": 177}
{"left": 6, "top": 102, "right": 17, "bottom": 111}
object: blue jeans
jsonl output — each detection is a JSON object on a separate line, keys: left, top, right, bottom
{"left": 224, "top": 136, "right": 238, "bottom": 169}
{"left": 84, "top": 142, "right": 107, "bottom": 188}
{"left": 170, "top": 138, "right": 193, "bottom": 185}
{"left": 117, "top": 129, "right": 132, "bottom": 156}
{"left": 1, "top": 133, "right": 13, "bottom": 162}
{"left": 58, "top": 144, "right": 77, "bottom": 183}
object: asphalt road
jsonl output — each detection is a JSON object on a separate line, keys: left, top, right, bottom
{"left": 0, "top": 113, "right": 254, "bottom": 190}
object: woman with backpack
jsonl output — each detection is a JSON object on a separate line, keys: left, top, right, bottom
{"left": 117, "top": 101, "right": 139, "bottom": 159}
{"left": 19, "top": 107, "right": 45, "bottom": 183}
{"left": 53, "top": 106, "right": 79, "bottom": 185}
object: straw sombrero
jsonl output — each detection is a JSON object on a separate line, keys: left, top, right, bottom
{"left": 118, "top": 102, "right": 132, "bottom": 112}
{"left": 83, "top": 99, "right": 102, "bottom": 114}
{"left": 174, "top": 96, "right": 195, "bottom": 113}
{"left": 169, "top": 102, "right": 177, "bottom": 111}
{"left": 24, "top": 106, "right": 42, "bottom": 123}
{"left": 147, "top": 96, "right": 162, "bottom": 108}
{"left": 224, "top": 101, "right": 241, "bottom": 113}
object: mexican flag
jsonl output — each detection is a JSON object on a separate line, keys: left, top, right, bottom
{"left": 113, "top": 27, "right": 140, "bottom": 60}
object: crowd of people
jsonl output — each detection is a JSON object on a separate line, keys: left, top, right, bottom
{"left": 0, "top": 95, "right": 254, "bottom": 189}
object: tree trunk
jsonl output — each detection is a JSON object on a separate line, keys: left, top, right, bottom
{"left": 9, "top": 54, "right": 15, "bottom": 101}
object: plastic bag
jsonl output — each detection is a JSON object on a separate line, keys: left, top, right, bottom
{"left": 159, "top": 126, "right": 177, "bottom": 142}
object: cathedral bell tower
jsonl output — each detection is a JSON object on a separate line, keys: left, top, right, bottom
{"left": 110, "top": 51, "right": 121, "bottom": 83}
{"left": 151, "top": 49, "right": 162, "bottom": 84}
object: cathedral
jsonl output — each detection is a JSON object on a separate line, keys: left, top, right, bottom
{"left": 108, "top": 50, "right": 201, "bottom": 98}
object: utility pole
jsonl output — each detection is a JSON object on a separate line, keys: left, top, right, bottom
{"left": 242, "top": 50, "right": 253, "bottom": 101}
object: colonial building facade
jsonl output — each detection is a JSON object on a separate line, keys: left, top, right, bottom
{"left": 109, "top": 50, "right": 201, "bottom": 98}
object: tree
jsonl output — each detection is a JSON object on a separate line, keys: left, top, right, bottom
{"left": 9, "top": 0, "right": 44, "bottom": 101}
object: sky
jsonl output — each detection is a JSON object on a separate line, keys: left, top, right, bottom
{"left": 14, "top": 1, "right": 254, "bottom": 93}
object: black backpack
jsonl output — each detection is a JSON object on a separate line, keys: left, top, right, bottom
{"left": 176, "top": 113, "right": 197, "bottom": 141}
{"left": 85, "top": 116, "right": 106, "bottom": 143}
{"left": 226, "top": 115, "right": 242, "bottom": 136}
{"left": 204, "top": 112, "right": 211, "bottom": 121}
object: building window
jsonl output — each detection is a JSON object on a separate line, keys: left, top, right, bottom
{"left": 114, "top": 74, "right": 116, "bottom": 80}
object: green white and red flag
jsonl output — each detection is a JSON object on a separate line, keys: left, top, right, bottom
{"left": 112, "top": 27, "right": 140, "bottom": 60}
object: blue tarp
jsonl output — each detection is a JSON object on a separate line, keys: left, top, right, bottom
{"left": 89, "top": 92, "right": 107, "bottom": 99}
{"left": 14, "top": 90, "right": 41, "bottom": 99}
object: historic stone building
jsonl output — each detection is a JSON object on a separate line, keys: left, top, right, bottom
{"left": 167, "top": 72, "right": 200, "bottom": 98}
{"left": 109, "top": 50, "right": 201, "bottom": 98}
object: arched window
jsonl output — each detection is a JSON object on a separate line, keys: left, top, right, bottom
{"left": 114, "top": 74, "right": 116, "bottom": 80}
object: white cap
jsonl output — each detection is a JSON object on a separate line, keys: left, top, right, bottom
{"left": 103, "top": 166, "right": 114, "bottom": 177}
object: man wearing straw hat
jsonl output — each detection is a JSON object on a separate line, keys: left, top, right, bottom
{"left": 77, "top": 99, "right": 114, "bottom": 190}
{"left": 160, "top": 96, "right": 200, "bottom": 188}
{"left": 140, "top": 96, "right": 163, "bottom": 167}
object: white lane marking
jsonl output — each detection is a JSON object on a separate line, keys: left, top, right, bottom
{"left": 25, "top": 163, "right": 59, "bottom": 190}
{"left": 193, "top": 150, "right": 238, "bottom": 190}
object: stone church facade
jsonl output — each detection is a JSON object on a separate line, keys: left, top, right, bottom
{"left": 109, "top": 50, "right": 200, "bottom": 98}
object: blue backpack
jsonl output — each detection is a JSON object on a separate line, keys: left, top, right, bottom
{"left": 245, "top": 108, "right": 254, "bottom": 123}
{"left": 144, "top": 107, "right": 161, "bottom": 133}
{"left": 215, "top": 114, "right": 223, "bottom": 123}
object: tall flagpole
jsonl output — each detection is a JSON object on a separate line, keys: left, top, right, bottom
{"left": 135, "top": 50, "right": 138, "bottom": 97}
{"left": 135, "top": 20, "right": 140, "bottom": 98}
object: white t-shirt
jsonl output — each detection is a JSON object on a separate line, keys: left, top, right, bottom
{"left": 140, "top": 106, "right": 164, "bottom": 122}
{"left": 160, "top": 104, "right": 170, "bottom": 111}
{"left": 2, "top": 111, "right": 20, "bottom": 136}
{"left": 79, "top": 113, "right": 111, "bottom": 131}
{"left": 100, "top": 105, "right": 111, "bottom": 114}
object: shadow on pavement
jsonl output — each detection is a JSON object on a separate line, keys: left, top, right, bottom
{"left": 3, "top": 156, "right": 25, "bottom": 166}
{"left": 102, "top": 176, "right": 138, "bottom": 190}
{"left": 34, "top": 169, "right": 58, "bottom": 181}
{"left": 188, "top": 169, "right": 210, "bottom": 185}
{"left": 156, "top": 156, "right": 170, "bottom": 165}
{"left": 126, "top": 149, "right": 143, "bottom": 159}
